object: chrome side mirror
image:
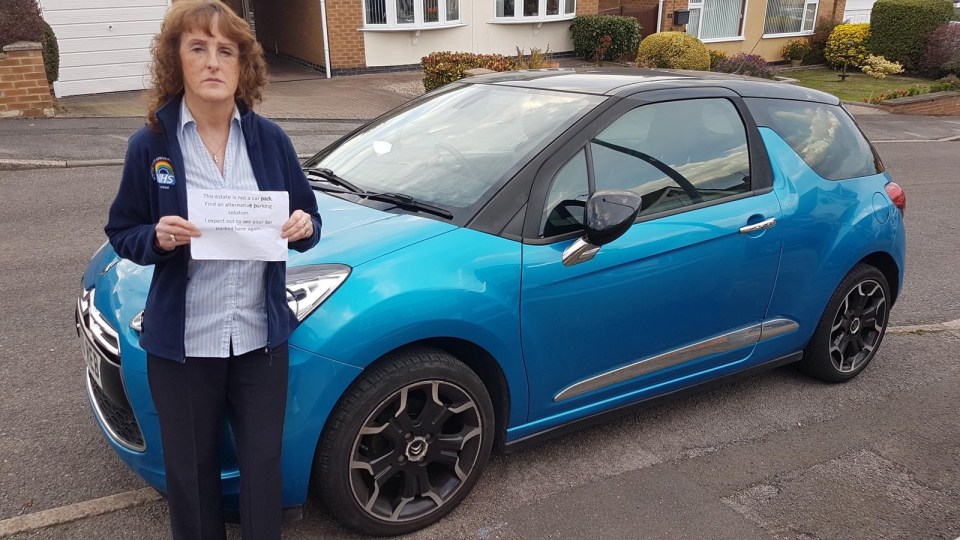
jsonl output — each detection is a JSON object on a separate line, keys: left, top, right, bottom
{"left": 562, "top": 190, "right": 641, "bottom": 267}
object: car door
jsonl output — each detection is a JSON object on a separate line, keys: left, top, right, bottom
{"left": 517, "top": 90, "right": 785, "bottom": 432}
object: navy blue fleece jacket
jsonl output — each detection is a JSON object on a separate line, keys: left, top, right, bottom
{"left": 105, "top": 95, "right": 321, "bottom": 362}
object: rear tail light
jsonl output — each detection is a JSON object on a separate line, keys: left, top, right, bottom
{"left": 885, "top": 182, "right": 905, "bottom": 215}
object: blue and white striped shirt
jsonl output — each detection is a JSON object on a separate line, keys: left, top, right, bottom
{"left": 179, "top": 100, "right": 268, "bottom": 358}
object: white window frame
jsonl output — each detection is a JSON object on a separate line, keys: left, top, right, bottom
{"left": 492, "top": 0, "right": 577, "bottom": 23}
{"left": 761, "top": 0, "right": 819, "bottom": 38}
{"left": 685, "top": 0, "right": 748, "bottom": 43}
{"left": 362, "top": 0, "right": 462, "bottom": 29}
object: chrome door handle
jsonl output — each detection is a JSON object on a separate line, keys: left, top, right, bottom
{"left": 739, "top": 217, "right": 777, "bottom": 234}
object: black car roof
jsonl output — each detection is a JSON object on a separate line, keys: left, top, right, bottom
{"left": 461, "top": 67, "right": 840, "bottom": 105}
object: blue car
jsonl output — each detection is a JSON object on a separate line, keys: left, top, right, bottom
{"left": 77, "top": 69, "right": 906, "bottom": 536}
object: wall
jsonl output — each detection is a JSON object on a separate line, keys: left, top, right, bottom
{"left": 880, "top": 92, "right": 960, "bottom": 116}
{"left": 578, "top": 0, "right": 601, "bottom": 14}
{"left": 646, "top": 0, "right": 845, "bottom": 61}
{"left": 40, "top": 0, "right": 166, "bottom": 97}
{"left": 0, "top": 42, "right": 55, "bottom": 118}
{"left": 326, "top": 0, "right": 367, "bottom": 69}
{"left": 360, "top": 0, "right": 576, "bottom": 68}
{"left": 693, "top": 0, "right": 838, "bottom": 61}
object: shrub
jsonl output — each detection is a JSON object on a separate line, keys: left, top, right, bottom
{"left": 868, "top": 0, "right": 954, "bottom": 71}
{"left": 635, "top": 32, "right": 710, "bottom": 70}
{"left": 421, "top": 52, "right": 515, "bottom": 91}
{"left": 708, "top": 49, "right": 727, "bottom": 68}
{"left": 825, "top": 23, "right": 871, "bottom": 68}
{"left": 804, "top": 21, "right": 837, "bottom": 64}
{"left": 861, "top": 54, "right": 904, "bottom": 78}
{"left": 712, "top": 53, "right": 775, "bottom": 78}
{"left": 930, "top": 74, "right": 960, "bottom": 90}
{"left": 780, "top": 38, "right": 811, "bottom": 61}
{"left": 944, "top": 59, "right": 960, "bottom": 76}
{"left": 40, "top": 19, "right": 58, "bottom": 84}
{"left": 0, "top": 0, "right": 44, "bottom": 47}
{"left": 570, "top": 15, "right": 641, "bottom": 61}
{"left": 864, "top": 84, "right": 932, "bottom": 103}
{"left": 918, "top": 22, "right": 960, "bottom": 77}
{"left": 514, "top": 46, "right": 550, "bottom": 69}
{"left": 592, "top": 34, "right": 612, "bottom": 65}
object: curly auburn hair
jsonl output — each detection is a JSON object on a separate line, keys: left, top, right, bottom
{"left": 147, "top": 0, "right": 267, "bottom": 129}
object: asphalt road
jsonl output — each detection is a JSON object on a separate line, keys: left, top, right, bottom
{"left": 0, "top": 118, "right": 361, "bottom": 163}
{"left": 0, "top": 117, "right": 958, "bottom": 539}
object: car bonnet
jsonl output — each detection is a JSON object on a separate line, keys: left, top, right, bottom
{"left": 85, "top": 192, "right": 458, "bottom": 317}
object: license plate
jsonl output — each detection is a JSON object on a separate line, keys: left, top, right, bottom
{"left": 81, "top": 335, "right": 103, "bottom": 389}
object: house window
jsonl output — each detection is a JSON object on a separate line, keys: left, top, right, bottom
{"left": 495, "top": 0, "right": 576, "bottom": 20}
{"left": 686, "top": 0, "right": 745, "bottom": 40}
{"left": 365, "top": 0, "right": 461, "bottom": 26}
{"left": 763, "top": 0, "right": 818, "bottom": 35}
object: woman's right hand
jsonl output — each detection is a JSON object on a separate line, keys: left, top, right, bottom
{"left": 155, "top": 216, "right": 201, "bottom": 252}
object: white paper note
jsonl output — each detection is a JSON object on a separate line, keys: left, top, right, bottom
{"left": 187, "top": 189, "right": 289, "bottom": 261}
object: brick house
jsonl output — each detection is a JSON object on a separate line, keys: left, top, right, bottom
{"left": 254, "top": 0, "right": 848, "bottom": 73}
{"left": 40, "top": 0, "right": 847, "bottom": 97}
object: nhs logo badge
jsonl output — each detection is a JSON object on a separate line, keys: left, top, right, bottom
{"left": 152, "top": 157, "right": 176, "bottom": 186}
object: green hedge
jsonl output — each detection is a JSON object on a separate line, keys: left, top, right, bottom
{"left": 570, "top": 15, "right": 641, "bottom": 61}
{"left": 0, "top": 0, "right": 44, "bottom": 47}
{"left": 868, "top": 0, "right": 954, "bottom": 70}
{"left": 421, "top": 52, "right": 516, "bottom": 92}
{"left": 41, "top": 20, "right": 58, "bottom": 84}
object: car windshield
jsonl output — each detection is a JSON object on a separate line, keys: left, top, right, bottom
{"left": 310, "top": 84, "right": 603, "bottom": 210}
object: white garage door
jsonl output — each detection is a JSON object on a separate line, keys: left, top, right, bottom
{"left": 41, "top": 0, "right": 169, "bottom": 97}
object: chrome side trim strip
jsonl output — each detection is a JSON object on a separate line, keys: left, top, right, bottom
{"left": 760, "top": 318, "right": 799, "bottom": 340}
{"left": 554, "top": 318, "right": 799, "bottom": 402}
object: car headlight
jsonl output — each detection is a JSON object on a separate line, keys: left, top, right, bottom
{"left": 286, "top": 264, "right": 351, "bottom": 322}
{"left": 130, "top": 264, "right": 350, "bottom": 332}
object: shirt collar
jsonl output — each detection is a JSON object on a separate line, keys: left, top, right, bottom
{"left": 178, "top": 99, "right": 241, "bottom": 137}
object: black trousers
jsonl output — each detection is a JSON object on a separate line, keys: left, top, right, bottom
{"left": 147, "top": 344, "right": 288, "bottom": 540}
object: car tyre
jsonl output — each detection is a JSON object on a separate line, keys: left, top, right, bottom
{"left": 315, "top": 346, "right": 495, "bottom": 536}
{"left": 800, "top": 263, "right": 891, "bottom": 383}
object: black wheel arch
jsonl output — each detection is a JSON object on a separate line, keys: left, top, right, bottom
{"left": 859, "top": 251, "right": 901, "bottom": 306}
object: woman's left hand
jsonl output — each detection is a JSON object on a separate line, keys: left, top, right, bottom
{"left": 281, "top": 210, "right": 313, "bottom": 242}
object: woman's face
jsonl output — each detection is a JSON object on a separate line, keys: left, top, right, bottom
{"left": 179, "top": 17, "right": 240, "bottom": 107}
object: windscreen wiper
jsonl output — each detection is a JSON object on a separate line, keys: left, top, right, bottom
{"left": 303, "top": 167, "right": 452, "bottom": 219}
{"left": 363, "top": 192, "right": 453, "bottom": 219}
{"left": 303, "top": 166, "right": 365, "bottom": 194}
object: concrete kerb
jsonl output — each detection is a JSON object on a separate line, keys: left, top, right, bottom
{"left": 0, "top": 488, "right": 162, "bottom": 537}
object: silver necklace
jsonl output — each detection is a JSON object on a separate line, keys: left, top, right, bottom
{"left": 205, "top": 139, "right": 226, "bottom": 165}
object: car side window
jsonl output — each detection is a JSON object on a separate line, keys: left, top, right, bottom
{"left": 542, "top": 149, "right": 590, "bottom": 237}
{"left": 541, "top": 98, "right": 752, "bottom": 237}
{"left": 592, "top": 98, "right": 751, "bottom": 214}
{"left": 744, "top": 98, "right": 882, "bottom": 180}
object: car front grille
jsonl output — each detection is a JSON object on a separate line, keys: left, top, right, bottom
{"left": 77, "top": 289, "right": 146, "bottom": 452}
{"left": 87, "top": 373, "right": 145, "bottom": 450}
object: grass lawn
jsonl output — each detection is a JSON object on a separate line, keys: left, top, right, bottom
{"left": 784, "top": 67, "right": 934, "bottom": 103}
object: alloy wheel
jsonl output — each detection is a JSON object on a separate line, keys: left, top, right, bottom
{"left": 829, "top": 279, "right": 887, "bottom": 373}
{"left": 348, "top": 380, "right": 483, "bottom": 523}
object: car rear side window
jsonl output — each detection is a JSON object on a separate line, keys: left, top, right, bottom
{"left": 745, "top": 98, "right": 882, "bottom": 181}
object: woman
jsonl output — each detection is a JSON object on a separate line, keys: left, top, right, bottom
{"left": 104, "top": 1, "right": 320, "bottom": 538}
